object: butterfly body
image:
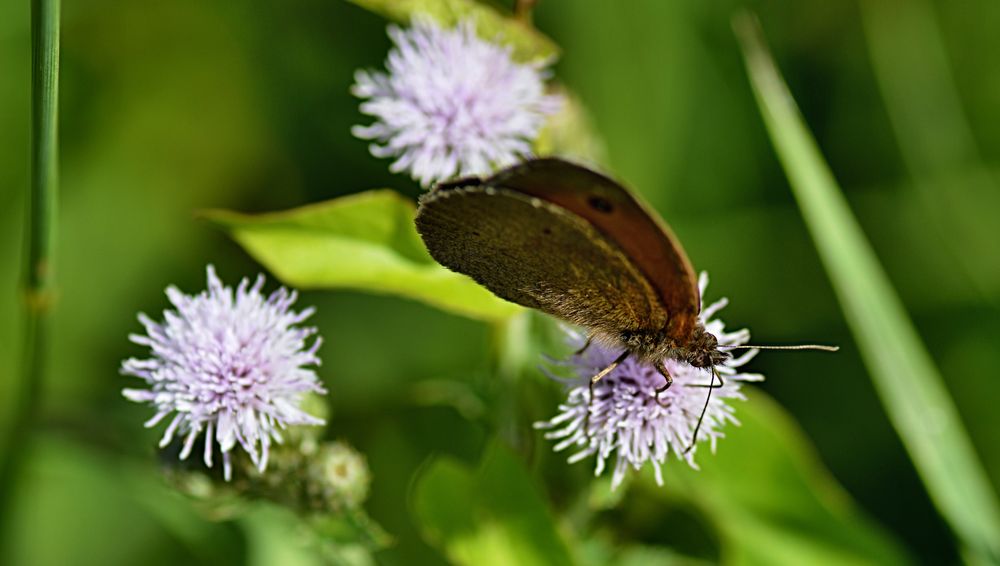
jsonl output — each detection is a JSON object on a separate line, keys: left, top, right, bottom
{"left": 619, "top": 325, "right": 726, "bottom": 369}
{"left": 415, "top": 158, "right": 730, "bottom": 375}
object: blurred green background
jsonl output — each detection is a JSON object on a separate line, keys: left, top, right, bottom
{"left": 2, "top": 0, "right": 999, "bottom": 564}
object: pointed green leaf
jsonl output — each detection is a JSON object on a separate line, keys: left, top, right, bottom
{"left": 662, "top": 394, "right": 912, "bottom": 566}
{"left": 241, "top": 507, "right": 327, "bottom": 566}
{"left": 734, "top": 13, "right": 1000, "bottom": 563}
{"left": 204, "top": 190, "right": 521, "bottom": 322}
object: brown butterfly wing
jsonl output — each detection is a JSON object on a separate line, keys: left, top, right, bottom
{"left": 487, "top": 158, "right": 701, "bottom": 340}
{"left": 416, "top": 185, "right": 668, "bottom": 337}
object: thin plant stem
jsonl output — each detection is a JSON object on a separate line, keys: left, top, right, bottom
{"left": 514, "top": 0, "right": 538, "bottom": 24}
{"left": 734, "top": 13, "right": 1000, "bottom": 563}
{"left": 490, "top": 311, "right": 532, "bottom": 451}
{"left": 0, "top": 0, "right": 60, "bottom": 544}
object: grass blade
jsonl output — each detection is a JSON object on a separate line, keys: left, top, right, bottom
{"left": 0, "top": 0, "right": 60, "bottom": 549}
{"left": 733, "top": 13, "right": 1000, "bottom": 563}
{"left": 859, "top": 0, "right": 1000, "bottom": 304}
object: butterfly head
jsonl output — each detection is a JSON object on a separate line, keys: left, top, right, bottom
{"left": 684, "top": 327, "right": 730, "bottom": 369}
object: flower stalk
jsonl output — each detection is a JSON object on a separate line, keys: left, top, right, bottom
{"left": 514, "top": 0, "right": 539, "bottom": 24}
{"left": 0, "top": 0, "right": 60, "bottom": 543}
{"left": 490, "top": 311, "right": 534, "bottom": 452}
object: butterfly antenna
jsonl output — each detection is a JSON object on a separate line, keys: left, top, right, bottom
{"left": 684, "top": 366, "right": 721, "bottom": 455}
{"left": 720, "top": 344, "right": 839, "bottom": 352}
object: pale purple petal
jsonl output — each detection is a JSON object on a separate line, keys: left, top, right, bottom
{"left": 535, "top": 272, "right": 763, "bottom": 490}
{"left": 352, "top": 18, "right": 561, "bottom": 187}
{"left": 121, "top": 265, "right": 326, "bottom": 480}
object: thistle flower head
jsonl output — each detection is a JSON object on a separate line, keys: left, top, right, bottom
{"left": 122, "top": 266, "right": 326, "bottom": 480}
{"left": 535, "top": 273, "right": 764, "bottom": 490}
{"left": 352, "top": 18, "right": 560, "bottom": 187}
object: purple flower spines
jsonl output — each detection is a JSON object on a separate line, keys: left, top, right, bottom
{"left": 122, "top": 265, "right": 327, "bottom": 481}
{"left": 352, "top": 18, "right": 560, "bottom": 187}
{"left": 536, "top": 273, "right": 764, "bottom": 490}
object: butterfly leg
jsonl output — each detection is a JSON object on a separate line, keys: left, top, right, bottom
{"left": 684, "top": 367, "right": 725, "bottom": 454}
{"left": 654, "top": 360, "right": 673, "bottom": 407}
{"left": 574, "top": 334, "right": 595, "bottom": 356}
{"left": 586, "top": 350, "right": 629, "bottom": 432}
{"left": 586, "top": 378, "right": 593, "bottom": 434}
{"left": 590, "top": 350, "right": 629, "bottom": 384}
{"left": 684, "top": 372, "right": 726, "bottom": 389}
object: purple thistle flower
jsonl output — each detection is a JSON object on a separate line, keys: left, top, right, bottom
{"left": 352, "top": 18, "right": 561, "bottom": 187}
{"left": 122, "top": 266, "right": 326, "bottom": 481}
{"left": 535, "top": 273, "right": 764, "bottom": 490}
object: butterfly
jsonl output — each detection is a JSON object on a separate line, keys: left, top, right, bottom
{"left": 415, "top": 158, "right": 834, "bottom": 443}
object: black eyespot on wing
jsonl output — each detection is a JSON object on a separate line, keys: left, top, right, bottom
{"left": 542, "top": 227, "right": 553, "bottom": 235}
{"left": 588, "top": 196, "right": 614, "bottom": 213}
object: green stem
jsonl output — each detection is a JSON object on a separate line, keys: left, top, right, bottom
{"left": 0, "top": 0, "right": 60, "bottom": 543}
{"left": 514, "top": 0, "right": 538, "bottom": 24}
{"left": 734, "top": 13, "right": 1000, "bottom": 563}
{"left": 492, "top": 311, "right": 532, "bottom": 383}
{"left": 490, "top": 311, "right": 533, "bottom": 451}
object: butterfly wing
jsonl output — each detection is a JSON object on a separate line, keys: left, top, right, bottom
{"left": 416, "top": 185, "right": 668, "bottom": 337}
{"left": 488, "top": 158, "right": 701, "bottom": 340}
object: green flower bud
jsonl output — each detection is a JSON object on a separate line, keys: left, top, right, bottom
{"left": 308, "top": 441, "right": 370, "bottom": 511}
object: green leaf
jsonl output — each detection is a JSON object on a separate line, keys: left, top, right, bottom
{"left": 311, "top": 507, "right": 393, "bottom": 551}
{"left": 241, "top": 506, "right": 327, "bottom": 566}
{"left": 616, "top": 545, "right": 714, "bottom": 566}
{"left": 204, "top": 190, "right": 522, "bottom": 322}
{"left": 733, "top": 13, "right": 1000, "bottom": 563}
{"left": 412, "top": 441, "right": 574, "bottom": 566}
{"left": 576, "top": 537, "right": 713, "bottom": 566}
{"left": 345, "top": 0, "right": 559, "bottom": 63}
{"left": 15, "top": 435, "right": 243, "bottom": 566}
{"left": 661, "top": 394, "right": 912, "bottom": 566}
